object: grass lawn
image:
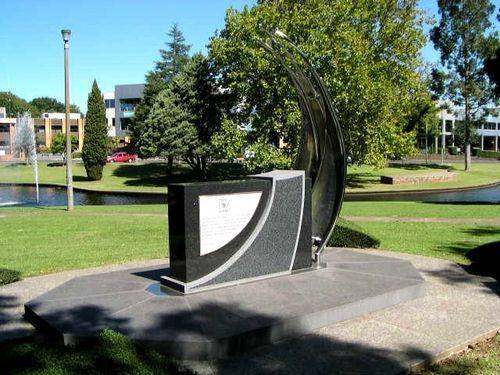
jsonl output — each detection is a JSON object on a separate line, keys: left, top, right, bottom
{"left": 0, "top": 205, "right": 167, "bottom": 278}
{"left": 1, "top": 202, "right": 498, "bottom": 280}
{"left": 1, "top": 161, "right": 499, "bottom": 194}
{"left": 341, "top": 221, "right": 499, "bottom": 263}
{"left": 0, "top": 162, "right": 174, "bottom": 193}
{"left": 341, "top": 201, "right": 500, "bottom": 219}
{"left": 419, "top": 334, "right": 499, "bottom": 375}
{"left": 347, "top": 162, "right": 500, "bottom": 192}
{"left": 0, "top": 329, "right": 191, "bottom": 375}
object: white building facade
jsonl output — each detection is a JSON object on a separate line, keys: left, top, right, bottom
{"left": 103, "top": 91, "right": 116, "bottom": 137}
{"left": 101, "top": 84, "right": 145, "bottom": 140}
{"left": 437, "top": 106, "right": 500, "bottom": 152}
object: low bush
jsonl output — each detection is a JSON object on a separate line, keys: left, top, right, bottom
{"left": 477, "top": 149, "right": 500, "bottom": 159}
{"left": 448, "top": 146, "right": 460, "bottom": 155}
{"left": 328, "top": 219, "right": 380, "bottom": 248}
{"left": 208, "top": 162, "right": 247, "bottom": 180}
{"left": 0, "top": 268, "right": 21, "bottom": 286}
{"left": 85, "top": 164, "right": 103, "bottom": 181}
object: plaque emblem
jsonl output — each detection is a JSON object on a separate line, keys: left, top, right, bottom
{"left": 218, "top": 199, "right": 230, "bottom": 213}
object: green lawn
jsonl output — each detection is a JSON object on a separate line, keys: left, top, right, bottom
{"left": 1, "top": 161, "right": 499, "bottom": 194}
{"left": 0, "top": 162, "right": 173, "bottom": 193}
{"left": 420, "top": 334, "right": 499, "bottom": 375}
{"left": 341, "top": 221, "right": 498, "bottom": 263}
{"left": 1, "top": 202, "right": 498, "bottom": 280}
{"left": 0, "top": 205, "right": 167, "bottom": 278}
{"left": 341, "top": 201, "right": 500, "bottom": 219}
{"left": 0, "top": 329, "right": 191, "bottom": 375}
{"left": 347, "top": 162, "right": 500, "bottom": 192}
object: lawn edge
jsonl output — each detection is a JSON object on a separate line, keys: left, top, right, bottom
{"left": 2, "top": 180, "right": 500, "bottom": 196}
{"left": 408, "top": 327, "right": 500, "bottom": 373}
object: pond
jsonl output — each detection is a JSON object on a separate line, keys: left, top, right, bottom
{"left": 0, "top": 183, "right": 499, "bottom": 207}
{"left": 346, "top": 183, "right": 500, "bottom": 203}
{"left": 0, "top": 184, "right": 166, "bottom": 207}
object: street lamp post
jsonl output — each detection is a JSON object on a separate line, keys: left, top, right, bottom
{"left": 61, "top": 29, "right": 74, "bottom": 211}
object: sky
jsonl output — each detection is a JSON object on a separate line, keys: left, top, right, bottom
{"left": 0, "top": 0, "right": 497, "bottom": 113}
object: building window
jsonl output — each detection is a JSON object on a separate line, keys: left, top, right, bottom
{"left": 0, "top": 125, "right": 9, "bottom": 132}
{"left": 52, "top": 125, "right": 62, "bottom": 133}
{"left": 105, "top": 99, "right": 115, "bottom": 109}
{"left": 445, "top": 120, "right": 453, "bottom": 132}
{"left": 484, "top": 122, "right": 496, "bottom": 130}
{"left": 119, "top": 98, "right": 141, "bottom": 114}
{"left": 120, "top": 118, "right": 132, "bottom": 131}
{"left": 112, "top": 118, "right": 116, "bottom": 127}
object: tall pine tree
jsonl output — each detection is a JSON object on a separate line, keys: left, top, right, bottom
{"left": 131, "top": 24, "right": 191, "bottom": 159}
{"left": 82, "top": 80, "right": 108, "bottom": 181}
{"left": 140, "top": 54, "right": 224, "bottom": 180}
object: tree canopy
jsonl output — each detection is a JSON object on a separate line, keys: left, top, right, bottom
{"left": 30, "top": 97, "right": 80, "bottom": 114}
{"left": 131, "top": 24, "right": 191, "bottom": 154}
{"left": 0, "top": 92, "right": 39, "bottom": 117}
{"left": 209, "top": 0, "right": 428, "bottom": 167}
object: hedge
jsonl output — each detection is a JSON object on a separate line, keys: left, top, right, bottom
{"left": 477, "top": 150, "right": 500, "bottom": 159}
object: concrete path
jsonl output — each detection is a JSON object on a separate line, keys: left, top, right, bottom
{"left": 1, "top": 249, "right": 499, "bottom": 374}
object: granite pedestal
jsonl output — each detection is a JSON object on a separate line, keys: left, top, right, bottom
{"left": 163, "top": 170, "right": 312, "bottom": 293}
{"left": 24, "top": 249, "right": 425, "bottom": 360}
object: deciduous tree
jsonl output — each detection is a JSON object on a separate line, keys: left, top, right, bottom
{"left": 209, "top": 0, "right": 428, "bottom": 167}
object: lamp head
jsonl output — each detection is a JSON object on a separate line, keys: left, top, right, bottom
{"left": 61, "top": 29, "right": 71, "bottom": 43}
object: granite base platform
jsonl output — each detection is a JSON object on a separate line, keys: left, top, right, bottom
{"left": 24, "top": 249, "right": 425, "bottom": 360}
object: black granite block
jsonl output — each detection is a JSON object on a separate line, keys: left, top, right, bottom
{"left": 164, "top": 170, "right": 313, "bottom": 293}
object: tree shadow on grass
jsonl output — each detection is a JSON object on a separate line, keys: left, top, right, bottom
{"left": 112, "top": 163, "right": 197, "bottom": 187}
{"left": 424, "top": 227, "right": 500, "bottom": 296}
{"left": 0, "top": 269, "right": 21, "bottom": 286}
{"left": 346, "top": 172, "right": 379, "bottom": 189}
{"left": 387, "top": 162, "right": 450, "bottom": 171}
{"left": 113, "top": 162, "right": 251, "bottom": 187}
{"left": 329, "top": 219, "right": 380, "bottom": 249}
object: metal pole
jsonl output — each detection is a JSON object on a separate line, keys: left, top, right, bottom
{"left": 63, "top": 30, "right": 74, "bottom": 210}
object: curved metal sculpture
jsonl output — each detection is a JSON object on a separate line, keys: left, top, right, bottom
{"left": 258, "top": 30, "right": 347, "bottom": 263}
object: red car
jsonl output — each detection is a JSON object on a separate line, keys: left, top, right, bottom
{"left": 107, "top": 152, "right": 137, "bottom": 163}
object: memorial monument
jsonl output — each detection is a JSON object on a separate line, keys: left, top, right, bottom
{"left": 24, "top": 30, "right": 425, "bottom": 360}
{"left": 161, "top": 30, "right": 346, "bottom": 293}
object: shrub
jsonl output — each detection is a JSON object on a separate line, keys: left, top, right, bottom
{"left": 448, "top": 146, "right": 460, "bottom": 155}
{"left": 0, "top": 268, "right": 21, "bottom": 286}
{"left": 328, "top": 219, "right": 380, "bottom": 248}
{"left": 243, "top": 142, "right": 291, "bottom": 174}
{"left": 477, "top": 149, "right": 500, "bottom": 159}
{"left": 50, "top": 133, "right": 78, "bottom": 155}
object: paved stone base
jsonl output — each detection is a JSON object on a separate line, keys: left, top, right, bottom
{"left": 24, "top": 249, "right": 425, "bottom": 360}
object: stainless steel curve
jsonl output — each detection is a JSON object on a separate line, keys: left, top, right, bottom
{"left": 258, "top": 30, "right": 347, "bottom": 261}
